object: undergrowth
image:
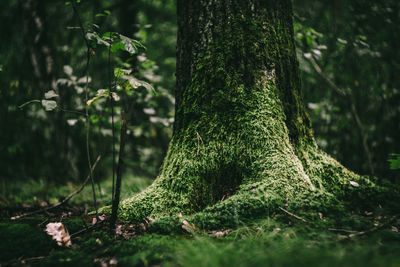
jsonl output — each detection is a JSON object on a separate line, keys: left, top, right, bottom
{"left": 1, "top": 175, "right": 399, "bottom": 266}
{"left": 1, "top": 213, "right": 399, "bottom": 266}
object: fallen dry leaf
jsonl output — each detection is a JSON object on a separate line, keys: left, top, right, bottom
{"left": 145, "top": 217, "right": 155, "bottom": 224}
{"left": 209, "top": 230, "right": 230, "bottom": 237}
{"left": 45, "top": 222, "right": 72, "bottom": 247}
{"left": 115, "top": 225, "right": 123, "bottom": 236}
{"left": 109, "top": 257, "right": 118, "bottom": 265}
{"left": 92, "top": 214, "right": 106, "bottom": 225}
{"left": 182, "top": 220, "right": 199, "bottom": 233}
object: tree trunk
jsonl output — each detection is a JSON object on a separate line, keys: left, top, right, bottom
{"left": 117, "top": 0, "right": 378, "bottom": 226}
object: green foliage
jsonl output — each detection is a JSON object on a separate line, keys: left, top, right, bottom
{"left": 388, "top": 154, "right": 400, "bottom": 170}
{"left": 294, "top": 0, "right": 400, "bottom": 181}
{"left": 0, "top": 0, "right": 176, "bottom": 183}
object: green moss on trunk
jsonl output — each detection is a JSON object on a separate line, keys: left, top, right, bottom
{"left": 111, "top": 0, "right": 398, "bottom": 227}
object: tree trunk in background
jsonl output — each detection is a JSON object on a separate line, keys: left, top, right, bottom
{"left": 117, "top": 0, "right": 380, "bottom": 226}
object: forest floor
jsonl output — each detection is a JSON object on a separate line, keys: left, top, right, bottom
{"left": 1, "top": 175, "right": 399, "bottom": 267}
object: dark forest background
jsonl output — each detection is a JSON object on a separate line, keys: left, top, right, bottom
{"left": 1, "top": 0, "right": 399, "bottom": 195}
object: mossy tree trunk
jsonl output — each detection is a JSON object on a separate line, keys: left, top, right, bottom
{"left": 117, "top": 0, "right": 382, "bottom": 226}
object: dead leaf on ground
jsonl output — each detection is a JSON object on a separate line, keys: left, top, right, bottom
{"left": 45, "top": 222, "right": 72, "bottom": 247}
{"left": 92, "top": 214, "right": 106, "bottom": 225}
{"left": 209, "top": 230, "right": 230, "bottom": 237}
{"left": 109, "top": 257, "right": 118, "bottom": 265}
{"left": 144, "top": 216, "right": 155, "bottom": 224}
{"left": 115, "top": 225, "right": 123, "bottom": 236}
{"left": 182, "top": 220, "right": 199, "bottom": 233}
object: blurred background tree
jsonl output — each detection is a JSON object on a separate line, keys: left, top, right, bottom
{"left": 0, "top": 0, "right": 398, "bottom": 194}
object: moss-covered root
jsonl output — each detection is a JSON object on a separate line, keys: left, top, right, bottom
{"left": 116, "top": 70, "right": 322, "bottom": 223}
{"left": 298, "top": 144, "right": 399, "bottom": 210}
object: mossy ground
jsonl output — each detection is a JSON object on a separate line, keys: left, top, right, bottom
{"left": 1, "top": 176, "right": 399, "bottom": 266}
{"left": 1, "top": 213, "right": 400, "bottom": 266}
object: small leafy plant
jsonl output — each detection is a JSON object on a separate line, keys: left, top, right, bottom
{"left": 388, "top": 154, "right": 400, "bottom": 170}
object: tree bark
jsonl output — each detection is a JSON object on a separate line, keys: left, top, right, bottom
{"left": 115, "top": 0, "right": 383, "bottom": 227}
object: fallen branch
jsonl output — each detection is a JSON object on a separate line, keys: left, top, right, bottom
{"left": 11, "top": 155, "right": 101, "bottom": 220}
{"left": 278, "top": 206, "right": 307, "bottom": 223}
{"left": 5, "top": 256, "right": 45, "bottom": 266}
{"left": 328, "top": 228, "right": 358, "bottom": 234}
{"left": 329, "top": 215, "right": 398, "bottom": 239}
{"left": 347, "top": 215, "right": 398, "bottom": 238}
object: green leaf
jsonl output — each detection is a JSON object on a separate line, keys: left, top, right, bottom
{"left": 90, "top": 114, "right": 99, "bottom": 124}
{"left": 111, "top": 41, "right": 125, "bottom": 53}
{"left": 45, "top": 90, "right": 58, "bottom": 99}
{"left": 120, "top": 35, "right": 138, "bottom": 54}
{"left": 114, "top": 68, "right": 131, "bottom": 79}
{"left": 86, "top": 32, "right": 110, "bottom": 47}
{"left": 120, "top": 75, "right": 156, "bottom": 95}
{"left": 358, "top": 35, "right": 367, "bottom": 41}
{"left": 111, "top": 92, "right": 120, "bottom": 101}
{"left": 131, "top": 39, "right": 146, "bottom": 50}
{"left": 41, "top": 100, "right": 57, "bottom": 111}
{"left": 388, "top": 154, "right": 400, "bottom": 170}
{"left": 64, "top": 65, "right": 73, "bottom": 76}
{"left": 102, "top": 32, "right": 119, "bottom": 41}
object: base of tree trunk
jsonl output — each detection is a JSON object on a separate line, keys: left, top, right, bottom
{"left": 105, "top": 73, "right": 395, "bottom": 229}
{"left": 98, "top": 0, "right": 400, "bottom": 230}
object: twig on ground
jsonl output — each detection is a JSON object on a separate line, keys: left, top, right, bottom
{"left": 70, "top": 218, "right": 106, "bottom": 238}
{"left": 278, "top": 206, "right": 308, "bottom": 223}
{"left": 11, "top": 155, "right": 101, "bottom": 220}
{"left": 4, "top": 256, "right": 45, "bottom": 266}
{"left": 328, "top": 228, "right": 358, "bottom": 234}
{"left": 347, "top": 215, "right": 398, "bottom": 238}
{"left": 330, "top": 215, "right": 398, "bottom": 238}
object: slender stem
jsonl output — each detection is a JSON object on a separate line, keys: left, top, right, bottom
{"left": 71, "top": 1, "right": 99, "bottom": 217}
{"left": 84, "top": 48, "right": 99, "bottom": 218}
{"left": 11, "top": 155, "right": 101, "bottom": 220}
{"left": 57, "top": 107, "right": 86, "bottom": 116}
{"left": 110, "top": 111, "right": 127, "bottom": 233}
{"left": 108, "top": 32, "right": 116, "bottom": 203}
